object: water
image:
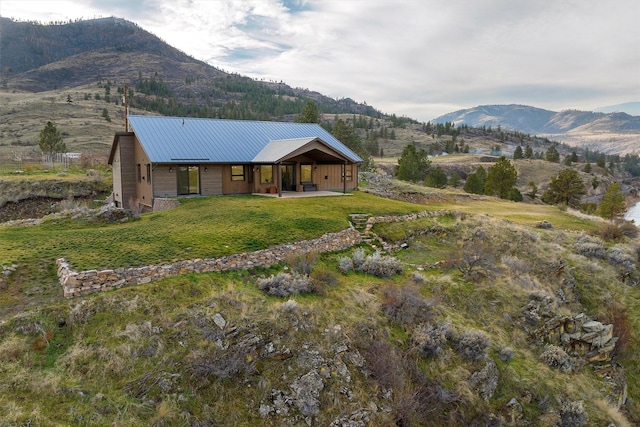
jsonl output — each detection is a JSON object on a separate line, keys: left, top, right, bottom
{"left": 625, "top": 201, "right": 640, "bottom": 223}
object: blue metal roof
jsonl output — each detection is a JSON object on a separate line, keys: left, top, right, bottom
{"left": 127, "top": 116, "right": 363, "bottom": 164}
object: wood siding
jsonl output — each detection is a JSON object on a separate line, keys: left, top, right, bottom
{"left": 201, "top": 165, "right": 223, "bottom": 196}
{"left": 134, "top": 138, "right": 153, "bottom": 208}
{"left": 152, "top": 165, "right": 177, "bottom": 198}
{"left": 112, "top": 135, "right": 136, "bottom": 208}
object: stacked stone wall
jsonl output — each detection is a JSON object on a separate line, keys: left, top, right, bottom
{"left": 57, "top": 210, "right": 454, "bottom": 298}
{"left": 58, "top": 227, "right": 362, "bottom": 298}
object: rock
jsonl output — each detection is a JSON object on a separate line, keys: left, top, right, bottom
{"left": 213, "top": 313, "right": 227, "bottom": 329}
{"left": 291, "top": 370, "right": 324, "bottom": 416}
{"left": 469, "top": 359, "right": 499, "bottom": 402}
{"left": 582, "top": 321, "right": 604, "bottom": 333}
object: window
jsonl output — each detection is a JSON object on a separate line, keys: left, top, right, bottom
{"left": 231, "top": 165, "right": 245, "bottom": 181}
{"left": 177, "top": 166, "right": 200, "bottom": 195}
{"left": 301, "top": 164, "right": 312, "bottom": 182}
{"left": 260, "top": 165, "right": 273, "bottom": 184}
{"left": 137, "top": 164, "right": 141, "bottom": 183}
{"left": 146, "top": 164, "right": 151, "bottom": 185}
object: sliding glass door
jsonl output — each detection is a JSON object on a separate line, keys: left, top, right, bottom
{"left": 177, "top": 165, "right": 200, "bottom": 195}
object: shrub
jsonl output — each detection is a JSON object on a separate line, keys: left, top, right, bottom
{"left": 454, "top": 329, "right": 491, "bottom": 361}
{"left": 498, "top": 347, "right": 515, "bottom": 362}
{"left": 360, "top": 252, "right": 404, "bottom": 278}
{"left": 539, "top": 345, "right": 574, "bottom": 373}
{"left": 607, "top": 246, "right": 636, "bottom": 272}
{"left": 285, "top": 251, "right": 318, "bottom": 275}
{"left": 573, "top": 235, "right": 606, "bottom": 259}
{"left": 601, "top": 301, "right": 631, "bottom": 359}
{"left": 256, "top": 272, "right": 313, "bottom": 297}
{"left": 501, "top": 255, "right": 529, "bottom": 277}
{"left": 338, "top": 256, "right": 353, "bottom": 274}
{"left": 352, "top": 248, "right": 366, "bottom": 271}
{"left": 309, "top": 264, "right": 339, "bottom": 294}
{"left": 558, "top": 400, "right": 587, "bottom": 427}
{"left": 593, "top": 221, "right": 638, "bottom": 241}
{"left": 413, "top": 319, "right": 453, "bottom": 359}
{"left": 380, "top": 283, "right": 435, "bottom": 324}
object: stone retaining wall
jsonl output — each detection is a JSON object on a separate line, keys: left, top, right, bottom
{"left": 57, "top": 210, "right": 452, "bottom": 298}
{"left": 58, "top": 227, "right": 363, "bottom": 298}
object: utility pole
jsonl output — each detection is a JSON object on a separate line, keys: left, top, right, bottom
{"left": 123, "top": 83, "right": 129, "bottom": 131}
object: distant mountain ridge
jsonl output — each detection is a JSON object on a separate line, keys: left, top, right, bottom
{"left": 0, "top": 17, "right": 380, "bottom": 118}
{"left": 433, "top": 104, "right": 640, "bottom": 136}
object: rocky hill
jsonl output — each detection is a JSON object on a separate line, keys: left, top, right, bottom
{"left": 434, "top": 105, "right": 640, "bottom": 155}
{"left": 0, "top": 17, "right": 379, "bottom": 118}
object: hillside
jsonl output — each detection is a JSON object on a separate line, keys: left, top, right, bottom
{"left": 433, "top": 105, "right": 640, "bottom": 155}
{"left": 0, "top": 179, "right": 638, "bottom": 426}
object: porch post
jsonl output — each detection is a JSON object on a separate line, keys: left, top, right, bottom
{"left": 278, "top": 162, "right": 282, "bottom": 198}
{"left": 343, "top": 161, "right": 347, "bottom": 194}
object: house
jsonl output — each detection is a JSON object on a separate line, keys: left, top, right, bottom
{"left": 108, "top": 115, "right": 362, "bottom": 211}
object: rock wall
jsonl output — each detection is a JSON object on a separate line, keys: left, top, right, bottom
{"left": 58, "top": 227, "right": 362, "bottom": 298}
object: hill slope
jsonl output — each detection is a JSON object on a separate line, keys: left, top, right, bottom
{"left": 433, "top": 105, "right": 640, "bottom": 154}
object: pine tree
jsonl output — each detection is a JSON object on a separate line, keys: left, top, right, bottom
{"left": 597, "top": 182, "right": 626, "bottom": 220}
{"left": 38, "top": 121, "right": 66, "bottom": 159}
{"left": 513, "top": 146, "right": 524, "bottom": 160}
{"left": 542, "top": 169, "right": 586, "bottom": 208}
{"left": 545, "top": 145, "right": 560, "bottom": 162}
{"left": 295, "top": 101, "right": 319, "bottom": 123}
{"left": 524, "top": 144, "right": 533, "bottom": 159}
{"left": 464, "top": 166, "right": 487, "bottom": 194}
{"left": 396, "top": 144, "right": 430, "bottom": 182}
{"left": 485, "top": 156, "right": 518, "bottom": 199}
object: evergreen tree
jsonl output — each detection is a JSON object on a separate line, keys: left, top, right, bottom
{"left": 449, "top": 172, "right": 461, "bottom": 188}
{"left": 331, "top": 118, "right": 374, "bottom": 171}
{"left": 426, "top": 165, "right": 448, "bottom": 188}
{"left": 38, "top": 121, "right": 66, "bottom": 159}
{"left": 485, "top": 156, "right": 518, "bottom": 199}
{"left": 524, "top": 144, "right": 533, "bottom": 159}
{"left": 570, "top": 151, "right": 579, "bottom": 163}
{"left": 596, "top": 153, "right": 606, "bottom": 168}
{"left": 597, "top": 182, "right": 626, "bottom": 220}
{"left": 463, "top": 166, "right": 487, "bottom": 194}
{"left": 542, "top": 169, "right": 586, "bottom": 208}
{"left": 583, "top": 162, "right": 592, "bottom": 173}
{"left": 513, "top": 145, "right": 524, "bottom": 160}
{"left": 545, "top": 145, "right": 560, "bottom": 162}
{"left": 294, "top": 101, "right": 320, "bottom": 123}
{"left": 396, "top": 144, "right": 430, "bottom": 182}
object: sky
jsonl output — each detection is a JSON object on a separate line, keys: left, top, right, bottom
{"left": 1, "top": 0, "right": 639, "bottom": 122}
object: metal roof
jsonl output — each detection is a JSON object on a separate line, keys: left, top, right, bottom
{"left": 127, "top": 116, "right": 363, "bottom": 164}
{"left": 252, "top": 137, "right": 316, "bottom": 163}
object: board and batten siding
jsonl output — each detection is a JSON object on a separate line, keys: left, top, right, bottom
{"left": 112, "top": 135, "right": 136, "bottom": 209}
{"left": 201, "top": 165, "right": 223, "bottom": 196}
{"left": 152, "top": 165, "right": 177, "bottom": 198}
{"left": 315, "top": 164, "right": 358, "bottom": 191}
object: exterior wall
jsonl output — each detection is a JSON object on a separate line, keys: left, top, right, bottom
{"left": 201, "top": 165, "right": 224, "bottom": 196}
{"left": 315, "top": 164, "right": 358, "bottom": 191}
{"left": 152, "top": 165, "right": 177, "bottom": 198}
{"left": 134, "top": 138, "right": 153, "bottom": 209}
{"left": 221, "top": 164, "right": 251, "bottom": 195}
{"left": 111, "top": 135, "right": 136, "bottom": 209}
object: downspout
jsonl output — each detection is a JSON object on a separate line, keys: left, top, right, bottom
{"left": 278, "top": 162, "right": 282, "bottom": 198}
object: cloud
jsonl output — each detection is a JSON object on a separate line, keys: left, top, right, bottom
{"left": 1, "top": 0, "right": 638, "bottom": 121}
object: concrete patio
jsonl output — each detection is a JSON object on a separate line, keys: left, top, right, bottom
{"left": 252, "top": 190, "right": 351, "bottom": 198}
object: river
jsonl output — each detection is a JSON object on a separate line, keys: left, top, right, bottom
{"left": 625, "top": 201, "right": 640, "bottom": 223}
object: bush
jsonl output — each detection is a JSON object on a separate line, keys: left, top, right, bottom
{"left": 413, "top": 319, "right": 453, "bottom": 359}
{"left": 607, "top": 246, "right": 636, "bottom": 272}
{"left": 601, "top": 301, "right": 631, "bottom": 359}
{"left": 454, "top": 329, "right": 490, "bottom": 361}
{"left": 360, "top": 252, "right": 404, "bottom": 278}
{"left": 256, "top": 272, "right": 313, "bottom": 297}
{"left": 285, "top": 251, "right": 318, "bottom": 275}
{"left": 339, "top": 249, "right": 403, "bottom": 278}
{"left": 380, "top": 283, "right": 435, "bottom": 324}
{"left": 593, "top": 221, "right": 638, "bottom": 241}
{"left": 558, "top": 400, "right": 587, "bottom": 427}
{"left": 539, "top": 345, "right": 574, "bottom": 373}
{"left": 309, "top": 264, "right": 339, "bottom": 294}
{"left": 338, "top": 256, "right": 353, "bottom": 274}
{"left": 573, "top": 235, "right": 606, "bottom": 259}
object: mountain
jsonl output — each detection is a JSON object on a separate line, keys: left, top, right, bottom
{"left": 0, "top": 17, "right": 380, "bottom": 118}
{"left": 433, "top": 104, "right": 640, "bottom": 154}
{"left": 595, "top": 102, "right": 640, "bottom": 116}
